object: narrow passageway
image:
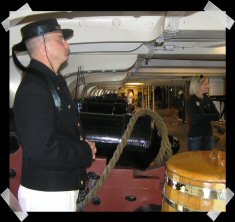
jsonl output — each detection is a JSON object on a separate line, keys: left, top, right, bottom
{"left": 155, "top": 108, "right": 189, "bottom": 153}
{"left": 133, "top": 107, "right": 189, "bottom": 153}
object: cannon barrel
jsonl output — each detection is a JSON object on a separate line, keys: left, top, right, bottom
{"left": 80, "top": 112, "right": 180, "bottom": 169}
{"left": 76, "top": 96, "right": 127, "bottom": 114}
{"left": 9, "top": 108, "right": 180, "bottom": 169}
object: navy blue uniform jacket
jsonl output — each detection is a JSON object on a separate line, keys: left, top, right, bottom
{"left": 13, "top": 59, "right": 93, "bottom": 191}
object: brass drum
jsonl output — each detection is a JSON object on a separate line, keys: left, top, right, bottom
{"left": 161, "top": 150, "right": 226, "bottom": 212}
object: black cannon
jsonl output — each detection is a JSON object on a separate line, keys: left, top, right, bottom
{"left": 75, "top": 96, "right": 127, "bottom": 114}
{"left": 80, "top": 112, "right": 179, "bottom": 169}
{"left": 9, "top": 108, "right": 180, "bottom": 170}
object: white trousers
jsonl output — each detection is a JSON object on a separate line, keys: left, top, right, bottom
{"left": 18, "top": 185, "right": 79, "bottom": 212}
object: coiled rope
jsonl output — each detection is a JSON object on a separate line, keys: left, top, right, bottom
{"left": 77, "top": 109, "right": 172, "bottom": 211}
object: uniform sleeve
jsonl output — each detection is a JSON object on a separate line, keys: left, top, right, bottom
{"left": 14, "top": 82, "right": 93, "bottom": 171}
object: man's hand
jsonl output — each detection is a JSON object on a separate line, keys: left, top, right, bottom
{"left": 85, "top": 140, "right": 97, "bottom": 160}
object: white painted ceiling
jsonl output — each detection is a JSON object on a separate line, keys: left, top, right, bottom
{"left": 9, "top": 11, "right": 226, "bottom": 106}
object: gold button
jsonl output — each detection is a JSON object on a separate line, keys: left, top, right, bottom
{"left": 68, "top": 105, "right": 71, "bottom": 109}
{"left": 78, "top": 123, "right": 80, "bottom": 127}
{"left": 81, "top": 180, "right": 83, "bottom": 185}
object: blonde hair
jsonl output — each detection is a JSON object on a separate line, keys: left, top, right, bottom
{"left": 189, "top": 75, "right": 208, "bottom": 96}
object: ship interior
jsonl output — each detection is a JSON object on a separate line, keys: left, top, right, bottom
{"left": 9, "top": 11, "right": 227, "bottom": 212}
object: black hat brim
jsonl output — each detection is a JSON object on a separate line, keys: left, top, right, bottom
{"left": 62, "top": 29, "right": 73, "bottom": 40}
{"left": 13, "top": 29, "right": 73, "bottom": 52}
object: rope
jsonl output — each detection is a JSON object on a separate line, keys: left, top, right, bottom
{"left": 76, "top": 109, "right": 172, "bottom": 211}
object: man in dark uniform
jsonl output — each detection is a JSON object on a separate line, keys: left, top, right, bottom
{"left": 12, "top": 18, "right": 96, "bottom": 211}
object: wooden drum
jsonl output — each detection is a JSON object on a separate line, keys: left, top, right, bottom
{"left": 161, "top": 150, "right": 226, "bottom": 212}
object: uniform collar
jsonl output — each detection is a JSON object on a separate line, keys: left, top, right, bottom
{"left": 28, "top": 59, "right": 66, "bottom": 86}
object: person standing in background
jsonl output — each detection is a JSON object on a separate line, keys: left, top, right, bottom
{"left": 126, "top": 89, "right": 134, "bottom": 113}
{"left": 187, "top": 75, "right": 219, "bottom": 151}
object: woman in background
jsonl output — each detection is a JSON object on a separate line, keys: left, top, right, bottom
{"left": 187, "top": 75, "right": 219, "bottom": 151}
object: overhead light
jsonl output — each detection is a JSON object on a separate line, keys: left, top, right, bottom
{"left": 214, "top": 46, "right": 225, "bottom": 54}
{"left": 125, "top": 82, "right": 144, "bottom": 86}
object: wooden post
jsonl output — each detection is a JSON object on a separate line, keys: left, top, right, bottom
{"left": 152, "top": 86, "right": 155, "bottom": 111}
{"left": 147, "top": 85, "right": 150, "bottom": 109}
{"left": 185, "top": 81, "right": 190, "bottom": 123}
{"left": 142, "top": 85, "right": 144, "bottom": 108}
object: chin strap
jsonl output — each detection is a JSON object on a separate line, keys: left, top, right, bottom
{"left": 12, "top": 46, "right": 27, "bottom": 72}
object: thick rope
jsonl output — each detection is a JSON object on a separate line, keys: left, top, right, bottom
{"left": 76, "top": 109, "right": 172, "bottom": 211}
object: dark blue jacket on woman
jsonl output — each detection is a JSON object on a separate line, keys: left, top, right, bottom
{"left": 187, "top": 94, "right": 219, "bottom": 138}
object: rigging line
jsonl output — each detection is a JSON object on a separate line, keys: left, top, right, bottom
{"left": 74, "top": 66, "right": 80, "bottom": 100}
{"left": 82, "top": 72, "right": 87, "bottom": 98}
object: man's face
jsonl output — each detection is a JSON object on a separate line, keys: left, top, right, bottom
{"left": 45, "top": 31, "right": 70, "bottom": 65}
